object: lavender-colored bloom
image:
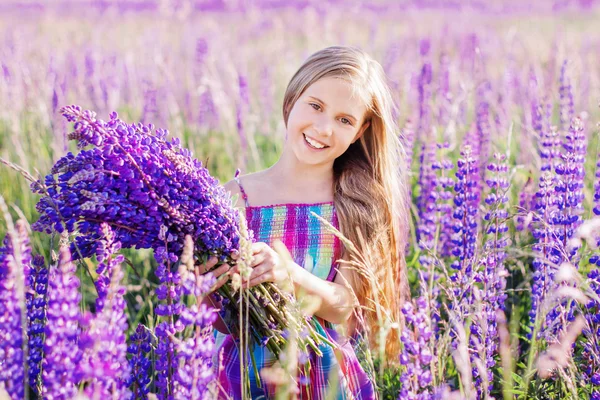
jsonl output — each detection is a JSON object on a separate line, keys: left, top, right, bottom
{"left": 42, "top": 246, "right": 81, "bottom": 399}
{"left": 593, "top": 153, "right": 600, "bottom": 220}
{"left": 94, "top": 223, "right": 123, "bottom": 313}
{"left": 127, "top": 324, "right": 154, "bottom": 399}
{"left": 174, "top": 303, "right": 218, "bottom": 399}
{"left": 543, "top": 117, "right": 587, "bottom": 338}
{"left": 475, "top": 81, "right": 492, "bottom": 175}
{"left": 33, "top": 105, "right": 240, "bottom": 265}
{"left": 538, "top": 107, "right": 558, "bottom": 173}
{"left": 582, "top": 268, "right": 600, "bottom": 398}
{"left": 450, "top": 143, "right": 481, "bottom": 275}
{"left": 469, "top": 152, "right": 510, "bottom": 397}
{"left": 0, "top": 220, "right": 31, "bottom": 399}
{"left": 529, "top": 171, "right": 560, "bottom": 334}
{"left": 559, "top": 60, "right": 574, "bottom": 132}
{"left": 417, "top": 58, "right": 432, "bottom": 138}
{"left": 26, "top": 254, "right": 48, "bottom": 394}
{"left": 417, "top": 142, "right": 454, "bottom": 263}
{"left": 399, "top": 297, "right": 436, "bottom": 399}
{"left": 155, "top": 321, "right": 179, "bottom": 398}
{"left": 78, "top": 224, "right": 130, "bottom": 398}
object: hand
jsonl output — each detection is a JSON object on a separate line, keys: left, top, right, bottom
{"left": 241, "top": 242, "right": 290, "bottom": 289}
{"left": 199, "top": 250, "right": 239, "bottom": 294}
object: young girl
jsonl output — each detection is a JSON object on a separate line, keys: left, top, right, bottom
{"left": 206, "top": 45, "right": 410, "bottom": 399}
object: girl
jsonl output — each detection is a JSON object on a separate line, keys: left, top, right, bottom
{"left": 206, "top": 45, "right": 410, "bottom": 399}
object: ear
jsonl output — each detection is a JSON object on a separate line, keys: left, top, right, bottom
{"left": 351, "top": 120, "right": 370, "bottom": 144}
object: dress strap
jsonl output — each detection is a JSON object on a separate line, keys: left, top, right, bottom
{"left": 233, "top": 168, "right": 250, "bottom": 207}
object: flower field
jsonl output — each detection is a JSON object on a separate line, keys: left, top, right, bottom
{"left": 1, "top": 1, "right": 600, "bottom": 399}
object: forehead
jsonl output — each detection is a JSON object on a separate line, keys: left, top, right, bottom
{"left": 303, "top": 76, "right": 368, "bottom": 118}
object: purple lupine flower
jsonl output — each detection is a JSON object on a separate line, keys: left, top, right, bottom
{"left": 539, "top": 125, "right": 560, "bottom": 173}
{"left": 94, "top": 223, "right": 123, "bottom": 313}
{"left": 42, "top": 246, "right": 81, "bottom": 399}
{"left": 582, "top": 267, "right": 600, "bottom": 398}
{"left": 172, "top": 236, "right": 218, "bottom": 398}
{"left": 0, "top": 220, "right": 31, "bottom": 399}
{"left": 436, "top": 52, "right": 451, "bottom": 127}
{"left": 174, "top": 302, "right": 218, "bottom": 399}
{"left": 127, "top": 324, "right": 154, "bottom": 399}
{"left": 529, "top": 171, "right": 560, "bottom": 336}
{"left": 544, "top": 116, "right": 587, "bottom": 340}
{"left": 469, "top": 152, "right": 510, "bottom": 397}
{"left": 559, "top": 60, "right": 574, "bottom": 133}
{"left": 155, "top": 321, "right": 179, "bottom": 398}
{"left": 32, "top": 105, "right": 240, "bottom": 264}
{"left": 26, "top": 254, "right": 49, "bottom": 394}
{"left": 417, "top": 142, "right": 454, "bottom": 263}
{"left": 416, "top": 143, "right": 437, "bottom": 250}
{"left": 78, "top": 224, "right": 130, "bottom": 398}
{"left": 399, "top": 297, "right": 436, "bottom": 399}
{"left": 400, "top": 119, "right": 415, "bottom": 167}
{"left": 417, "top": 55, "right": 433, "bottom": 138}
{"left": 450, "top": 143, "right": 481, "bottom": 275}
{"left": 516, "top": 176, "right": 535, "bottom": 232}
{"left": 475, "top": 80, "right": 492, "bottom": 176}
{"left": 594, "top": 151, "right": 600, "bottom": 219}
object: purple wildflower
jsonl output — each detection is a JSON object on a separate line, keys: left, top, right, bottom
{"left": 559, "top": 60, "right": 574, "bottom": 133}
{"left": 417, "top": 142, "right": 454, "bottom": 263}
{"left": 78, "top": 224, "right": 130, "bottom": 398}
{"left": 26, "top": 254, "right": 48, "bottom": 394}
{"left": 543, "top": 116, "right": 587, "bottom": 340}
{"left": 469, "top": 152, "right": 510, "bottom": 396}
{"left": 529, "top": 171, "right": 560, "bottom": 335}
{"left": 582, "top": 268, "right": 600, "bottom": 398}
{"left": 0, "top": 220, "right": 31, "bottom": 399}
{"left": 127, "top": 324, "right": 154, "bottom": 399}
{"left": 417, "top": 58, "right": 433, "bottom": 138}
{"left": 476, "top": 81, "right": 492, "bottom": 175}
{"left": 33, "top": 105, "right": 240, "bottom": 265}
{"left": 399, "top": 297, "right": 436, "bottom": 399}
{"left": 450, "top": 143, "right": 481, "bottom": 275}
{"left": 42, "top": 246, "right": 82, "bottom": 399}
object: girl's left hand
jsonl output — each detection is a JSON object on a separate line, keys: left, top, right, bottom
{"left": 241, "top": 242, "right": 290, "bottom": 288}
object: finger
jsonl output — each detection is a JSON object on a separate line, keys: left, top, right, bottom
{"left": 243, "top": 271, "right": 273, "bottom": 289}
{"left": 248, "top": 263, "right": 271, "bottom": 280}
{"left": 252, "top": 242, "right": 269, "bottom": 255}
{"left": 210, "top": 273, "right": 230, "bottom": 293}
{"left": 250, "top": 251, "right": 267, "bottom": 268}
{"left": 230, "top": 249, "right": 240, "bottom": 260}
{"left": 199, "top": 256, "right": 219, "bottom": 274}
{"left": 210, "top": 264, "right": 230, "bottom": 279}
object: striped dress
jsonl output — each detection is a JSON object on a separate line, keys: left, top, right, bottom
{"left": 213, "top": 176, "right": 376, "bottom": 400}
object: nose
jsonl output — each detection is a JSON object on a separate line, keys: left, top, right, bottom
{"left": 313, "top": 114, "right": 334, "bottom": 138}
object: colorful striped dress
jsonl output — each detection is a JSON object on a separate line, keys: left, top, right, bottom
{"left": 213, "top": 176, "right": 376, "bottom": 400}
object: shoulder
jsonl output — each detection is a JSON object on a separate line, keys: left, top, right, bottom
{"left": 222, "top": 172, "right": 262, "bottom": 208}
{"left": 222, "top": 178, "right": 243, "bottom": 208}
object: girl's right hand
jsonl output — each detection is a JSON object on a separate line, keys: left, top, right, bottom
{"left": 200, "top": 250, "right": 240, "bottom": 294}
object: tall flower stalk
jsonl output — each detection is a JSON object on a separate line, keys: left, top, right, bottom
{"left": 0, "top": 218, "right": 30, "bottom": 400}
{"left": 42, "top": 246, "right": 81, "bottom": 399}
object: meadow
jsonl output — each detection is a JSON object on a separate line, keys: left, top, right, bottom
{"left": 1, "top": 1, "right": 600, "bottom": 399}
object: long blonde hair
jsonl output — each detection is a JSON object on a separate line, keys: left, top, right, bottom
{"left": 282, "top": 46, "right": 410, "bottom": 363}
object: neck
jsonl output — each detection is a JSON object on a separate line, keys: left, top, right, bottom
{"left": 265, "top": 148, "right": 334, "bottom": 195}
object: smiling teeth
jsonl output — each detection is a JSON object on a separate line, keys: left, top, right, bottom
{"left": 304, "top": 134, "right": 327, "bottom": 149}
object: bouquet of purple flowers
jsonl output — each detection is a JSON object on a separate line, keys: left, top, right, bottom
{"left": 32, "top": 105, "right": 331, "bottom": 370}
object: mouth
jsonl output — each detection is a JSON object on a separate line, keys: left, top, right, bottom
{"left": 303, "top": 133, "right": 330, "bottom": 150}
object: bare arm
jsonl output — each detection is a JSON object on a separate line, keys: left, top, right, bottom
{"left": 289, "top": 259, "right": 359, "bottom": 327}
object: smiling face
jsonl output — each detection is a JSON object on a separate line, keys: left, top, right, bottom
{"left": 285, "top": 76, "right": 370, "bottom": 165}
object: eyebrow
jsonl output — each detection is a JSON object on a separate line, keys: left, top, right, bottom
{"left": 308, "top": 96, "right": 358, "bottom": 122}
